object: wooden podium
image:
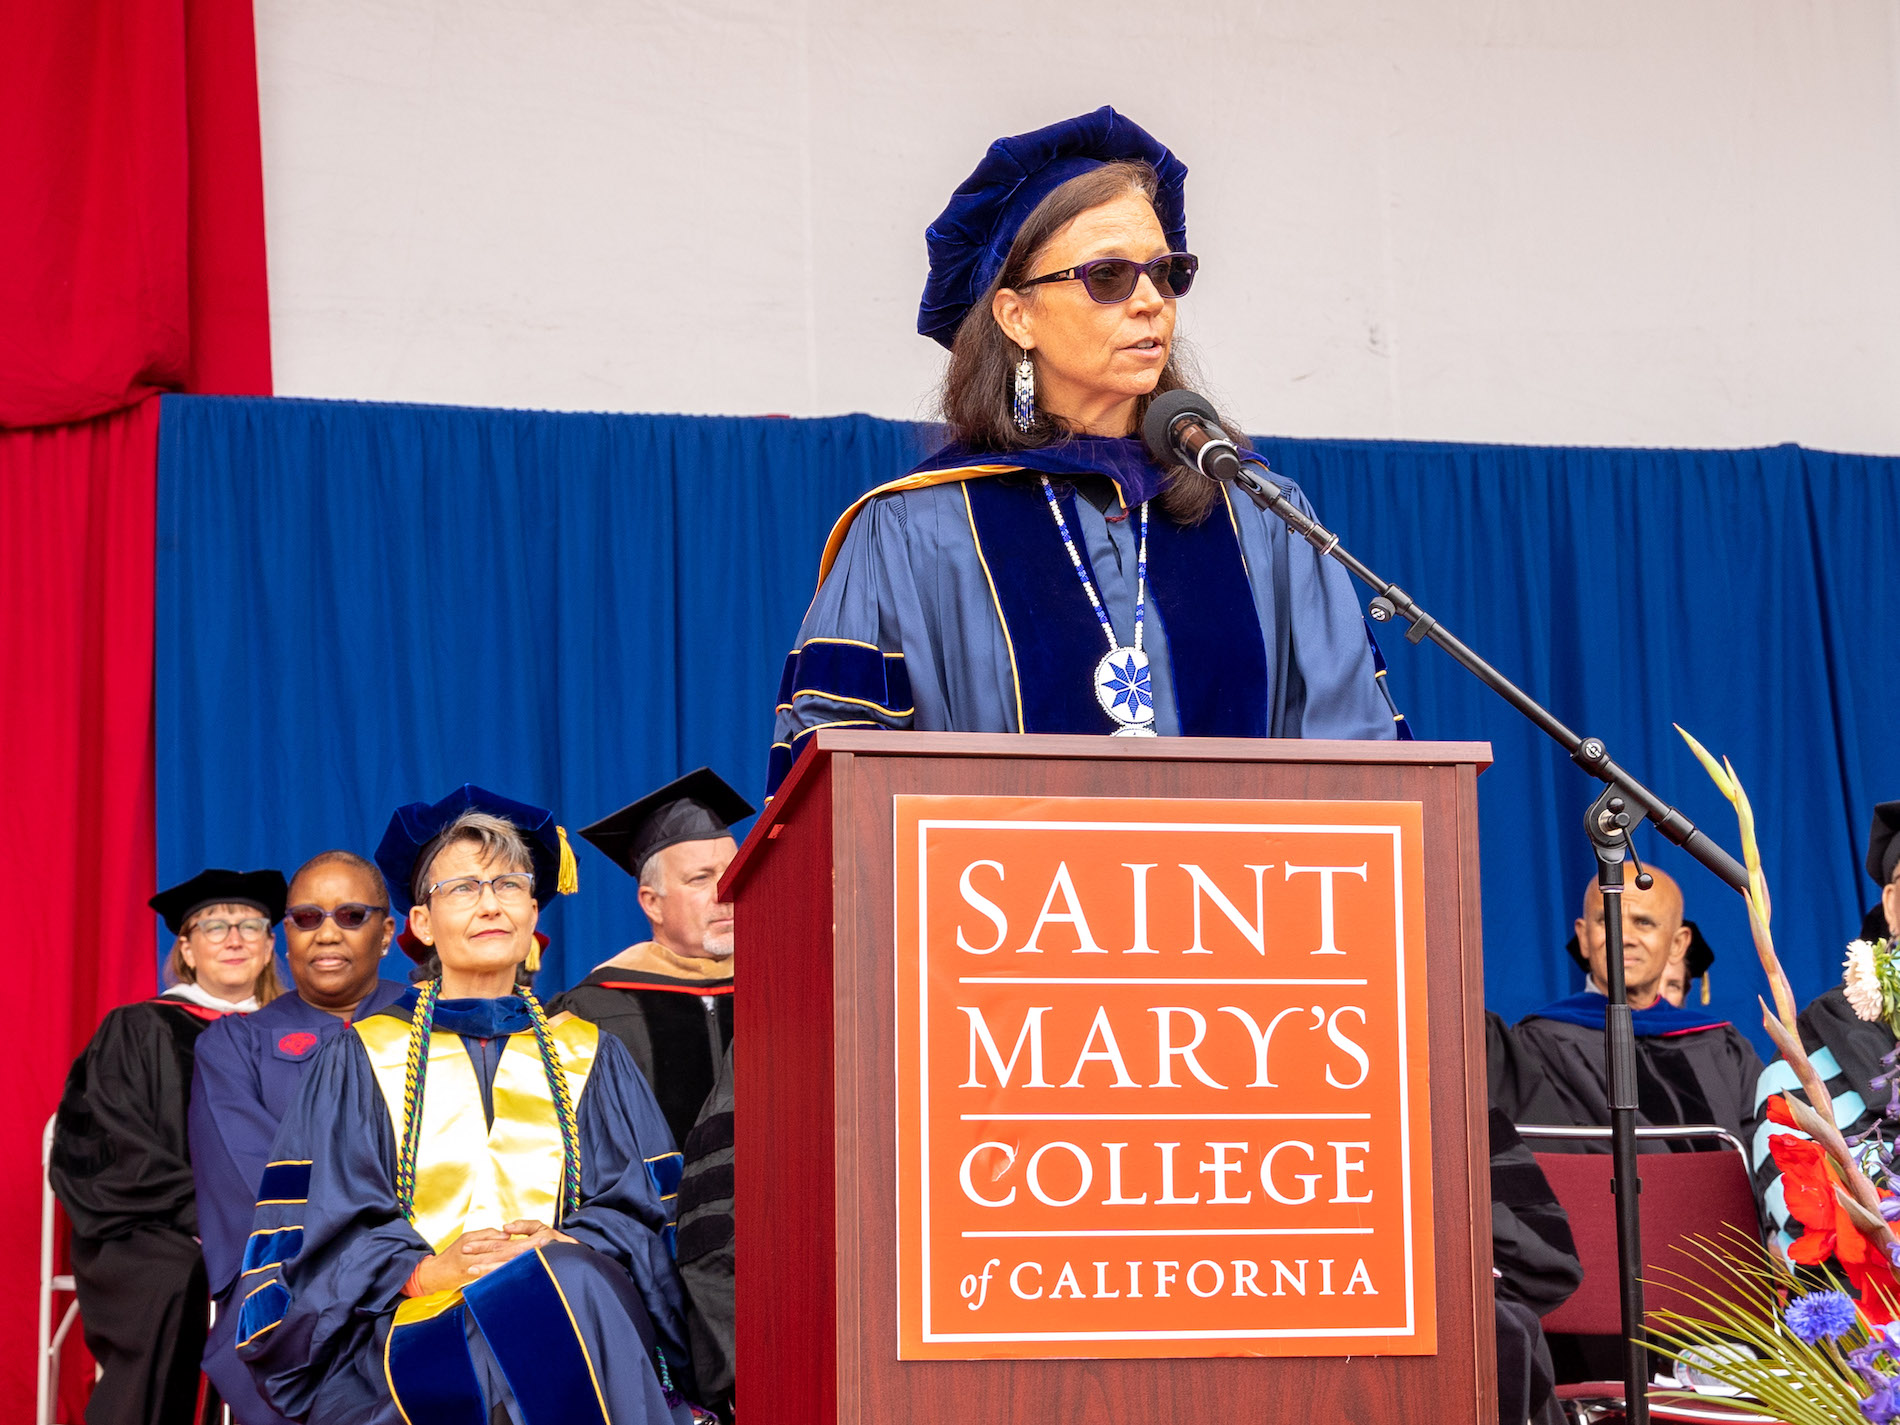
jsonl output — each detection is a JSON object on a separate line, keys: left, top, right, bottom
{"left": 725, "top": 731, "right": 1495, "bottom": 1422}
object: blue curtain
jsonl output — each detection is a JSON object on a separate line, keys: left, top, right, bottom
{"left": 156, "top": 397, "right": 1900, "bottom": 1052}
{"left": 154, "top": 396, "right": 932, "bottom": 992}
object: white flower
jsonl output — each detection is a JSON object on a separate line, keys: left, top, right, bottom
{"left": 1843, "top": 939, "right": 1885, "bottom": 1022}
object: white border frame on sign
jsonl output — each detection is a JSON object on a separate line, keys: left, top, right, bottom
{"left": 893, "top": 810, "right": 1417, "bottom": 1348}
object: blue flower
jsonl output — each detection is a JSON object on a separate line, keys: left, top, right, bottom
{"left": 1787, "top": 1289, "right": 1859, "bottom": 1344}
{"left": 1862, "top": 1375, "right": 1900, "bottom": 1424}
{"left": 1853, "top": 1340, "right": 1894, "bottom": 1383}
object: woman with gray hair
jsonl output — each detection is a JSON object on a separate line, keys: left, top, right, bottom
{"left": 238, "top": 785, "right": 705, "bottom": 1425}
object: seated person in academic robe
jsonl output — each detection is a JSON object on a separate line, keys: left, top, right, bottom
{"left": 236, "top": 786, "right": 701, "bottom": 1425}
{"left": 767, "top": 107, "right": 1402, "bottom": 797}
{"left": 1491, "top": 1111, "right": 1582, "bottom": 1425}
{"left": 1484, "top": 1013, "right": 1581, "bottom": 1425}
{"left": 1486, "top": 1008, "right": 1568, "bottom": 1126}
{"left": 1753, "top": 799, "right": 1900, "bottom": 1253}
{"left": 675, "top": 1046, "right": 735, "bottom": 1423}
{"left": 51, "top": 867, "right": 286, "bottom": 1425}
{"left": 554, "top": 768, "right": 750, "bottom": 1148}
{"left": 189, "top": 850, "right": 407, "bottom": 1425}
{"left": 1566, "top": 911, "right": 1715, "bottom": 1012}
{"left": 1515, "top": 867, "right": 1764, "bottom": 1153}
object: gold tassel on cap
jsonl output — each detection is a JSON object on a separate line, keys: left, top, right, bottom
{"left": 556, "top": 826, "right": 580, "bottom": 896}
{"left": 527, "top": 935, "right": 542, "bottom": 974}
{"left": 1701, "top": 970, "right": 1711, "bottom": 1006}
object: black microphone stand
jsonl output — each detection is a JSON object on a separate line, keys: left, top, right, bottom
{"left": 1223, "top": 456, "right": 1750, "bottom": 1425}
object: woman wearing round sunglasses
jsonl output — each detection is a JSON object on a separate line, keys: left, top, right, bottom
{"left": 189, "top": 850, "right": 408, "bottom": 1425}
{"left": 768, "top": 106, "right": 1403, "bottom": 793}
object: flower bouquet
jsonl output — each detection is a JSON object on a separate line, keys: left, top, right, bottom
{"left": 1633, "top": 730, "right": 1900, "bottom": 1418}
{"left": 1649, "top": 1240, "right": 1900, "bottom": 1423}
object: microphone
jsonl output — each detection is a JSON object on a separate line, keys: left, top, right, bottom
{"left": 1142, "top": 388, "right": 1245, "bottom": 484}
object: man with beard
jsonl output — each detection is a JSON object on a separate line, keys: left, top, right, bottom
{"left": 1752, "top": 800, "right": 1900, "bottom": 1251}
{"left": 554, "top": 769, "right": 752, "bottom": 1148}
{"left": 188, "top": 850, "right": 407, "bottom": 1423}
{"left": 1515, "top": 866, "right": 1763, "bottom": 1153}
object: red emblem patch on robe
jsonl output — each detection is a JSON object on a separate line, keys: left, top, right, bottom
{"left": 278, "top": 1031, "right": 319, "bottom": 1057}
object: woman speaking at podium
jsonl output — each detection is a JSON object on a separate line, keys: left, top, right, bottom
{"left": 768, "top": 106, "right": 1402, "bottom": 796}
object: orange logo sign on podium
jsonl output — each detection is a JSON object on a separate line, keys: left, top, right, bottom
{"left": 893, "top": 794, "right": 1434, "bottom": 1359}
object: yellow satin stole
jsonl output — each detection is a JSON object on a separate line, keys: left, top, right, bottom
{"left": 355, "top": 1011, "right": 600, "bottom": 1254}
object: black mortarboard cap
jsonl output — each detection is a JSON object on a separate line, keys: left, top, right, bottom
{"left": 1868, "top": 801, "right": 1900, "bottom": 888}
{"left": 1682, "top": 920, "right": 1714, "bottom": 979}
{"left": 580, "top": 768, "right": 755, "bottom": 879}
{"left": 149, "top": 868, "right": 288, "bottom": 936}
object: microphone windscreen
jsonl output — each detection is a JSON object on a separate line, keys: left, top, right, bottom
{"left": 1142, "top": 387, "right": 1215, "bottom": 466}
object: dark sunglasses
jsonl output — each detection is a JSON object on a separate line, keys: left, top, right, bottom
{"left": 1018, "top": 252, "right": 1198, "bottom": 304}
{"left": 285, "top": 903, "right": 388, "bottom": 932}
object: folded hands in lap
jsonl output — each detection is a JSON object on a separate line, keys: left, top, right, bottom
{"left": 412, "top": 1219, "right": 578, "bottom": 1295}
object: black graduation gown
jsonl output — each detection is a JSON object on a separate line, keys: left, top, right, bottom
{"left": 1513, "top": 994, "right": 1765, "bottom": 1154}
{"left": 676, "top": 1047, "right": 734, "bottom": 1421}
{"left": 1485, "top": 1010, "right": 1570, "bottom": 1127}
{"left": 1484, "top": 1017, "right": 1581, "bottom": 1425}
{"left": 552, "top": 965, "right": 732, "bottom": 1148}
{"left": 50, "top": 997, "right": 233, "bottom": 1425}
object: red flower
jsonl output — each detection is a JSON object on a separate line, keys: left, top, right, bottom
{"left": 1767, "top": 1094, "right": 1900, "bottom": 1322}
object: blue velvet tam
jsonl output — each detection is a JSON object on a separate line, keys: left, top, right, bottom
{"left": 917, "top": 105, "right": 1188, "bottom": 349}
{"left": 375, "top": 783, "right": 573, "bottom": 914}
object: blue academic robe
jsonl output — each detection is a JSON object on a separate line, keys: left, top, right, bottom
{"left": 1514, "top": 990, "right": 1765, "bottom": 1155}
{"left": 237, "top": 994, "right": 692, "bottom": 1425}
{"left": 769, "top": 436, "right": 1403, "bottom": 794}
{"left": 189, "top": 981, "right": 407, "bottom": 1424}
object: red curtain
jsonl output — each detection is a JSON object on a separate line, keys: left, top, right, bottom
{"left": 0, "top": 403, "right": 162, "bottom": 1415}
{"left": 0, "top": 0, "right": 272, "bottom": 427}
{"left": 0, "top": 0, "right": 271, "bottom": 1414}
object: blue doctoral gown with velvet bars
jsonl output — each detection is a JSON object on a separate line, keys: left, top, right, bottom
{"left": 189, "top": 980, "right": 407, "bottom": 1425}
{"left": 768, "top": 436, "right": 1405, "bottom": 795}
{"left": 236, "top": 993, "right": 693, "bottom": 1425}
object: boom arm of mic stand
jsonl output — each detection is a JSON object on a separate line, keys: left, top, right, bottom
{"left": 1228, "top": 460, "right": 1749, "bottom": 895}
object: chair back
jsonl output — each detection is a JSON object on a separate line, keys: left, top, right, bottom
{"left": 1525, "top": 1127, "right": 1763, "bottom": 1337}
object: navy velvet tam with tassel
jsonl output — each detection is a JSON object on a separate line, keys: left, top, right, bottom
{"left": 374, "top": 783, "right": 575, "bottom": 915}
{"left": 916, "top": 105, "right": 1189, "bottom": 348}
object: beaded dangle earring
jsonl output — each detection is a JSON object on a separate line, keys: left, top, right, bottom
{"left": 1012, "top": 347, "right": 1036, "bottom": 432}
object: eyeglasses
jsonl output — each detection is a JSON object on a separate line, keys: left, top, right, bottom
{"left": 1017, "top": 252, "right": 1198, "bottom": 304}
{"left": 427, "top": 873, "right": 536, "bottom": 908}
{"left": 285, "top": 903, "right": 388, "bottom": 932}
{"left": 190, "top": 917, "right": 270, "bottom": 942}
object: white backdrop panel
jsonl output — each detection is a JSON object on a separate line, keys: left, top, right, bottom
{"left": 256, "top": 0, "right": 1900, "bottom": 450}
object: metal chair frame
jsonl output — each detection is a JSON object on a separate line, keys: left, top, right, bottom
{"left": 1515, "top": 1123, "right": 1750, "bottom": 1157}
{"left": 39, "top": 1114, "right": 80, "bottom": 1425}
